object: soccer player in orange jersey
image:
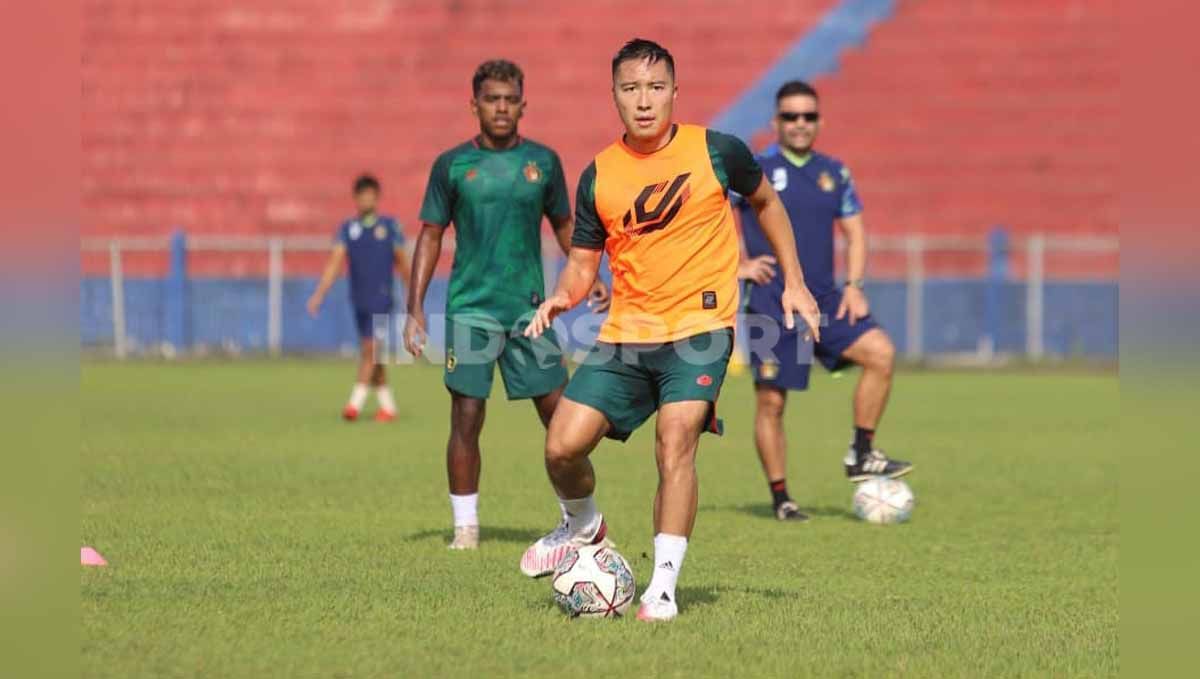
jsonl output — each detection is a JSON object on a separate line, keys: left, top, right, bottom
{"left": 519, "top": 39, "right": 822, "bottom": 621}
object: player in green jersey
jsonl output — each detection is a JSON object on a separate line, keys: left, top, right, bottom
{"left": 405, "top": 60, "right": 609, "bottom": 550}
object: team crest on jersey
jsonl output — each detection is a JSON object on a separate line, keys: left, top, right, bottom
{"left": 523, "top": 161, "right": 541, "bottom": 183}
{"left": 771, "top": 167, "right": 788, "bottom": 191}
{"left": 446, "top": 349, "right": 457, "bottom": 372}
{"left": 348, "top": 222, "right": 363, "bottom": 240}
{"left": 759, "top": 361, "right": 780, "bottom": 380}
{"left": 374, "top": 225, "right": 387, "bottom": 240}
{"left": 465, "top": 168, "right": 478, "bottom": 181}
{"left": 817, "top": 171, "right": 837, "bottom": 193}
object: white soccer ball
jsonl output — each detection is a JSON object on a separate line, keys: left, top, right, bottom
{"left": 551, "top": 544, "right": 636, "bottom": 618}
{"left": 853, "top": 477, "right": 916, "bottom": 524}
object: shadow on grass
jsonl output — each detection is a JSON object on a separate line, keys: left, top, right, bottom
{"left": 700, "top": 502, "right": 858, "bottom": 521}
{"left": 402, "top": 525, "right": 544, "bottom": 545}
{"left": 526, "top": 583, "right": 794, "bottom": 616}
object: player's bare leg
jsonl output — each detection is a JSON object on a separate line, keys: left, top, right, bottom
{"left": 531, "top": 385, "right": 565, "bottom": 428}
{"left": 520, "top": 398, "right": 610, "bottom": 577}
{"left": 840, "top": 328, "right": 911, "bottom": 480}
{"left": 754, "top": 385, "right": 806, "bottom": 520}
{"left": 447, "top": 391, "right": 486, "bottom": 549}
{"left": 639, "top": 400, "right": 708, "bottom": 622}
{"left": 368, "top": 359, "right": 396, "bottom": 421}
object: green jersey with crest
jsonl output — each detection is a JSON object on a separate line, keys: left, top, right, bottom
{"left": 419, "top": 137, "right": 570, "bottom": 331}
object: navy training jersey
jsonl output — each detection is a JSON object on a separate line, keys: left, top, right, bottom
{"left": 738, "top": 149, "right": 862, "bottom": 315}
{"left": 336, "top": 213, "right": 406, "bottom": 313}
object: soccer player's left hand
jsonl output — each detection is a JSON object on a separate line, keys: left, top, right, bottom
{"left": 837, "top": 286, "right": 870, "bottom": 326}
{"left": 587, "top": 280, "right": 611, "bottom": 313}
{"left": 525, "top": 292, "right": 571, "bottom": 339}
{"left": 781, "top": 284, "right": 822, "bottom": 343}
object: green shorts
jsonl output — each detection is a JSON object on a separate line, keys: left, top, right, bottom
{"left": 563, "top": 329, "right": 733, "bottom": 441}
{"left": 444, "top": 318, "right": 568, "bottom": 400}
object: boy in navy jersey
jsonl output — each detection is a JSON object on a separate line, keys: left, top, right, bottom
{"left": 308, "top": 174, "right": 412, "bottom": 421}
{"left": 738, "top": 81, "right": 912, "bottom": 521}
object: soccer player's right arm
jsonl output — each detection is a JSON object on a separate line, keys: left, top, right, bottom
{"left": 306, "top": 232, "right": 346, "bottom": 317}
{"left": 405, "top": 155, "right": 455, "bottom": 355}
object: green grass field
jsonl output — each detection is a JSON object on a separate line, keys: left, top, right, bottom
{"left": 81, "top": 360, "right": 1118, "bottom": 678}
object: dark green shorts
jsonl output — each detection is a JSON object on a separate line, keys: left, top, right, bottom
{"left": 563, "top": 329, "right": 733, "bottom": 441}
{"left": 443, "top": 318, "right": 568, "bottom": 400}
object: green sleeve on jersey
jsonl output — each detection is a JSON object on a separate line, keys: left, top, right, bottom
{"left": 418, "top": 153, "right": 455, "bottom": 227}
{"left": 570, "top": 162, "right": 605, "bottom": 250}
{"left": 544, "top": 151, "right": 571, "bottom": 218}
{"left": 706, "top": 129, "right": 764, "bottom": 197}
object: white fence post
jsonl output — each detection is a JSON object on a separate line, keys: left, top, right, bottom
{"left": 268, "top": 237, "right": 284, "bottom": 356}
{"left": 905, "top": 236, "right": 924, "bottom": 359}
{"left": 109, "top": 239, "right": 127, "bottom": 359}
{"left": 1026, "top": 234, "right": 1045, "bottom": 360}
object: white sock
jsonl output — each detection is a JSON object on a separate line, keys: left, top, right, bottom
{"left": 348, "top": 383, "right": 369, "bottom": 410}
{"left": 376, "top": 386, "right": 396, "bottom": 413}
{"left": 560, "top": 495, "right": 598, "bottom": 536}
{"left": 449, "top": 493, "right": 479, "bottom": 528}
{"left": 642, "top": 533, "right": 688, "bottom": 603}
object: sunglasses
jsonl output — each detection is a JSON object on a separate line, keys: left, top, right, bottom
{"left": 778, "top": 111, "right": 820, "bottom": 123}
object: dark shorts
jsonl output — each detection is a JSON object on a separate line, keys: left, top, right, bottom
{"left": 746, "top": 288, "right": 879, "bottom": 391}
{"left": 444, "top": 318, "right": 568, "bottom": 401}
{"left": 353, "top": 309, "right": 390, "bottom": 340}
{"left": 563, "top": 329, "right": 733, "bottom": 442}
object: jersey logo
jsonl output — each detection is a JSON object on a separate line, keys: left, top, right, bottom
{"left": 465, "top": 168, "right": 479, "bottom": 182}
{"left": 621, "top": 173, "right": 692, "bottom": 236}
{"left": 818, "top": 171, "right": 836, "bottom": 192}
{"left": 374, "top": 225, "right": 387, "bottom": 240}
{"left": 348, "top": 223, "right": 363, "bottom": 240}
{"left": 523, "top": 161, "right": 541, "bottom": 183}
{"left": 771, "top": 167, "right": 788, "bottom": 192}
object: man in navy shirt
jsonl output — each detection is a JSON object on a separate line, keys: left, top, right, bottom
{"left": 738, "top": 81, "right": 912, "bottom": 521}
{"left": 307, "top": 174, "right": 412, "bottom": 422}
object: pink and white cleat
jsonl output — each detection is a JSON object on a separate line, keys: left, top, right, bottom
{"left": 636, "top": 591, "right": 678, "bottom": 622}
{"left": 519, "top": 516, "right": 609, "bottom": 578}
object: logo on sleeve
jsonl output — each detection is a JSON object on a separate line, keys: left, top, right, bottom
{"left": 771, "top": 167, "right": 788, "bottom": 191}
{"left": 702, "top": 291, "right": 717, "bottom": 309}
{"left": 622, "top": 173, "right": 692, "bottom": 236}
{"left": 696, "top": 374, "right": 713, "bottom": 387}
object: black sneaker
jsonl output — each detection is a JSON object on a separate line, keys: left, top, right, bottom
{"left": 844, "top": 447, "right": 913, "bottom": 482}
{"left": 774, "top": 500, "right": 810, "bottom": 522}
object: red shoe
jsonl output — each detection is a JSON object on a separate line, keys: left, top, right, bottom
{"left": 342, "top": 405, "right": 359, "bottom": 421}
{"left": 374, "top": 409, "right": 395, "bottom": 423}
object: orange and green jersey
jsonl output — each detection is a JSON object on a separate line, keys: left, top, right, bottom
{"left": 572, "top": 124, "right": 763, "bottom": 343}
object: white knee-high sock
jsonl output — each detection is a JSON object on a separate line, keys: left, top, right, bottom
{"left": 642, "top": 533, "right": 688, "bottom": 603}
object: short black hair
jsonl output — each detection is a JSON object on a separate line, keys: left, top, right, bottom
{"left": 611, "top": 38, "right": 675, "bottom": 81}
{"left": 775, "top": 80, "right": 819, "bottom": 104}
{"left": 472, "top": 59, "right": 524, "bottom": 97}
{"left": 353, "top": 174, "right": 380, "bottom": 194}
